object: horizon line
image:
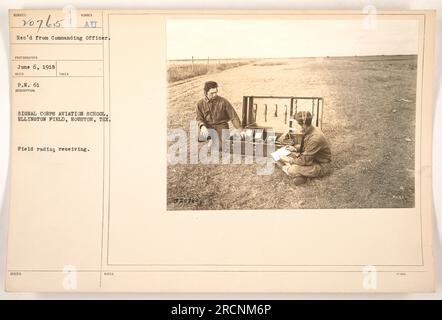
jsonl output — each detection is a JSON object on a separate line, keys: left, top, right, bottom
{"left": 167, "top": 53, "right": 418, "bottom": 61}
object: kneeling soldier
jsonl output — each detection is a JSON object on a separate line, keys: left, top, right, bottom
{"left": 196, "top": 81, "right": 243, "bottom": 147}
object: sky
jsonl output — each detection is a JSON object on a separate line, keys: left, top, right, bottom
{"left": 167, "top": 19, "right": 419, "bottom": 60}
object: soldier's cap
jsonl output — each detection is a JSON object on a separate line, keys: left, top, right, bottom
{"left": 295, "top": 111, "right": 313, "bottom": 126}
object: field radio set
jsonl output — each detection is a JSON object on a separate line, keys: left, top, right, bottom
{"left": 228, "top": 96, "right": 324, "bottom": 156}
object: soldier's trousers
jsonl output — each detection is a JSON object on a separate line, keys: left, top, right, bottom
{"left": 286, "top": 161, "right": 332, "bottom": 178}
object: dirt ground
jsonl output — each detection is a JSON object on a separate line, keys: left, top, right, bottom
{"left": 167, "top": 55, "right": 417, "bottom": 210}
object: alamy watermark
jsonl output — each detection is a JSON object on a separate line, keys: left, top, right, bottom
{"left": 362, "top": 265, "right": 378, "bottom": 290}
{"left": 62, "top": 265, "right": 78, "bottom": 290}
{"left": 168, "top": 121, "right": 276, "bottom": 175}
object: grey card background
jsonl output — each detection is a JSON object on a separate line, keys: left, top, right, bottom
{"left": 0, "top": 0, "right": 441, "bottom": 299}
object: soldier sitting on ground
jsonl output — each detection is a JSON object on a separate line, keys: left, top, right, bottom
{"left": 277, "top": 111, "right": 332, "bottom": 185}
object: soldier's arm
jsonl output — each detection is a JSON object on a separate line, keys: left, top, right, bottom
{"left": 292, "top": 136, "right": 323, "bottom": 166}
{"left": 225, "top": 99, "right": 242, "bottom": 129}
{"left": 196, "top": 102, "right": 206, "bottom": 129}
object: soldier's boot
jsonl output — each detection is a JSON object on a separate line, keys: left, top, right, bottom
{"left": 294, "top": 176, "right": 307, "bottom": 186}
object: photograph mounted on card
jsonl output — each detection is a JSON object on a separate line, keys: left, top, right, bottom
{"left": 166, "top": 17, "right": 419, "bottom": 210}
{"left": 5, "top": 9, "right": 435, "bottom": 293}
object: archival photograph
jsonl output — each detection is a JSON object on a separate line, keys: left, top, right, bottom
{"left": 166, "top": 18, "right": 418, "bottom": 210}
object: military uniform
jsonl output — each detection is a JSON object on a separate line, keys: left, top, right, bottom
{"left": 196, "top": 95, "right": 241, "bottom": 142}
{"left": 283, "top": 125, "right": 332, "bottom": 178}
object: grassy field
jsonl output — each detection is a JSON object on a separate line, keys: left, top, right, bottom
{"left": 167, "top": 55, "right": 417, "bottom": 210}
{"left": 167, "top": 60, "right": 252, "bottom": 83}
